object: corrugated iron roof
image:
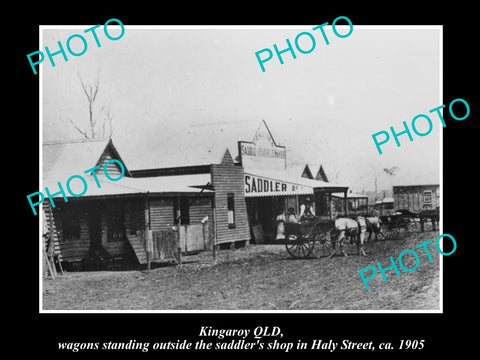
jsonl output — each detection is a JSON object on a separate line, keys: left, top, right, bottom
{"left": 42, "top": 139, "right": 212, "bottom": 198}
{"left": 332, "top": 192, "right": 369, "bottom": 199}
{"left": 43, "top": 139, "right": 110, "bottom": 185}
{"left": 46, "top": 173, "right": 213, "bottom": 199}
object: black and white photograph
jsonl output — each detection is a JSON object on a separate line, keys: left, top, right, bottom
{"left": 15, "top": 5, "right": 476, "bottom": 357}
{"left": 39, "top": 24, "right": 443, "bottom": 312}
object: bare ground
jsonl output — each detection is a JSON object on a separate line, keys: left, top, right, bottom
{"left": 43, "top": 231, "right": 440, "bottom": 311}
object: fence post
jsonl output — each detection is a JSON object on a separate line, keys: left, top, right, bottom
{"left": 212, "top": 207, "right": 217, "bottom": 261}
{"left": 146, "top": 229, "right": 153, "bottom": 271}
{"left": 202, "top": 220, "right": 207, "bottom": 250}
{"left": 177, "top": 217, "right": 183, "bottom": 265}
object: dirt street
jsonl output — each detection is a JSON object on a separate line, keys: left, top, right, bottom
{"left": 43, "top": 231, "right": 440, "bottom": 311}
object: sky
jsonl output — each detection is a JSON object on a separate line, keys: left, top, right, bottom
{"left": 41, "top": 25, "right": 441, "bottom": 194}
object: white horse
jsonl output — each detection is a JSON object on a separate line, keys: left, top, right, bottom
{"left": 331, "top": 216, "right": 367, "bottom": 257}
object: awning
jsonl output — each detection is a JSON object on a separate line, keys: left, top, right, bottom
{"left": 244, "top": 170, "right": 313, "bottom": 197}
{"left": 43, "top": 173, "right": 213, "bottom": 199}
{"left": 332, "top": 192, "right": 369, "bottom": 199}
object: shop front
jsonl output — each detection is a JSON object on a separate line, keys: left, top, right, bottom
{"left": 244, "top": 171, "right": 314, "bottom": 242}
{"left": 238, "top": 121, "right": 349, "bottom": 243}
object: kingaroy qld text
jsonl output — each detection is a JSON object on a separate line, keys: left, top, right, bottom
{"left": 358, "top": 233, "right": 456, "bottom": 290}
{"left": 27, "top": 159, "right": 125, "bottom": 216}
{"left": 254, "top": 16, "right": 353, "bottom": 72}
{"left": 372, "top": 98, "right": 471, "bottom": 155}
{"left": 26, "top": 18, "right": 125, "bottom": 75}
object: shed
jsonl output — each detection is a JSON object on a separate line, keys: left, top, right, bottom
{"left": 392, "top": 184, "right": 440, "bottom": 213}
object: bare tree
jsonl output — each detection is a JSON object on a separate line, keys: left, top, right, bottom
{"left": 371, "top": 165, "right": 398, "bottom": 200}
{"left": 69, "top": 69, "right": 114, "bottom": 139}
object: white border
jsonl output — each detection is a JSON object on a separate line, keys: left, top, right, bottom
{"left": 39, "top": 25, "right": 443, "bottom": 314}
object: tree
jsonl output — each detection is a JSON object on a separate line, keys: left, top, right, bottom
{"left": 371, "top": 165, "right": 398, "bottom": 200}
{"left": 69, "top": 70, "right": 114, "bottom": 139}
{"left": 383, "top": 166, "right": 398, "bottom": 177}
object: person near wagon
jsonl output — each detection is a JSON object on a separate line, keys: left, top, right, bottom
{"left": 283, "top": 207, "right": 301, "bottom": 240}
{"left": 300, "top": 197, "right": 315, "bottom": 222}
{"left": 287, "top": 207, "right": 299, "bottom": 223}
{"left": 275, "top": 205, "right": 286, "bottom": 240}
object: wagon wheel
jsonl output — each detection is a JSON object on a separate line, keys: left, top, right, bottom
{"left": 397, "top": 218, "right": 412, "bottom": 239}
{"left": 309, "top": 229, "right": 335, "bottom": 258}
{"left": 285, "top": 238, "right": 313, "bottom": 259}
{"left": 380, "top": 224, "right": 399, "bottom": 240}
{"left": 397, "top": 225, "right": 410, "bottom": 239}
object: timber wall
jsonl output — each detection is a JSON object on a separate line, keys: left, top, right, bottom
{"left": 211, "top": 151, "right": 250, "bottom": 244}
{"left": 393, "top": 185, "right": 440, "bottom": 213}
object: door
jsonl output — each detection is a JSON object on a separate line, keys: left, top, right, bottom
{"left": 88, "top": 206, "right": 102, "bottom": 251}
{"left": 257, "top": 197, "right": 275, "bottom": 237}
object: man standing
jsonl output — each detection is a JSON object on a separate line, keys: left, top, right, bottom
{"left": 300, "top": 197, "right": 315, "bottom": 221}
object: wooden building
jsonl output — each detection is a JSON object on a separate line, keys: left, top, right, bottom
{"left": 42, "top": 139, "right": 228, "bottom": 270}
{"left": 332, "top": 191, "right": 369, "bottom": 216}
{"left": 392, "top": 184, "right": 440, "bottom": 213}
{"left": 373, "top": 197, "right": 395, "bottom": 216}
{"left": 239, "top": 121, "right": 348, "bottom": 241}
{"left": 42, "top": 121, "right": 350, "bottom": 271}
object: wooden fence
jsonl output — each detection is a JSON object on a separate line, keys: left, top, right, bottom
{"left": 133, "top": 222, "right": 213, "bottom": 268}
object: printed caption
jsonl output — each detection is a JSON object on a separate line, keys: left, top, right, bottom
{"left": 57, "top": 326, "right": 426, "bottom": 353}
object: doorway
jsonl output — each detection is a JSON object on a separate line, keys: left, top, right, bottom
{"left": 88, "top": 206, "right": 102, "bottom": 251}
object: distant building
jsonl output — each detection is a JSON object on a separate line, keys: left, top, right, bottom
{"left": 392, "top": 184, "right": 440, "bottom": 212}
{"left": 373, "top": 197, "right": 394, "bottom": 216}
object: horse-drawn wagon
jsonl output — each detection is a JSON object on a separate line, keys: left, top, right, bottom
{"left": 379, "top": 211, "right": 415, "bottom": 240}
{"left": 269, "top": 217, "right": 337, "bottom": 259}
{"left": 265, "top": 208, "right": 439, "bottom": 259}
{"left": 379, "top": 208, "right": 439, "bottom": 240}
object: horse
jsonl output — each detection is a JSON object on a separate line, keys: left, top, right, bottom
{"left": 365, "top": 216, "right": 382, "bottom": 241}
{"left": 419, "top": 208, "right": 439, "bottom": 231}
{"left": 331, "top": 216, "right": 368, "bottom": 257}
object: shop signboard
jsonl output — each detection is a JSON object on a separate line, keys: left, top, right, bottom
{"left": 238, "top": 121, "right": 286, "bottom": 171}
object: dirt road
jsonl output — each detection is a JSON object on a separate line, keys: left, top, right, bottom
{"left": 42, "top": 231, "right": 440, "bottom": 311}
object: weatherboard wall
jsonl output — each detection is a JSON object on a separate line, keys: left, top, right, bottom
{"left": 211, "top": 150, "right": 250, "bottom": 245}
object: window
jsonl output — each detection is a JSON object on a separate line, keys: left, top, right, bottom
{"left": 62, "top": 207, "right": 81, "bottom": 240}
{"left": 174, "top": 197, "right": 190, "bottom": 225}
{"left": 227, "top": 193, "right": 235, "bottom": 228}
{"left": 423, "top": 191, "right": 432, "bottom": 204}
{"left": 423, "top": 191, "right": 432, "bottom": 210}
{"left": 107, "top": 204, "right": 126, "bottom": 242}
{"left": 57, "top": 202, "right": 82, "bottom": 241}
{"left": 128, "top": 200, "right": 145, "bottom": 235}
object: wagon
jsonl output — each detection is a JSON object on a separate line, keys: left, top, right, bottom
{"left": 278, "top": 217, "right": 337, "bottom": 259}
{"left": 379, "top": 210, "right": 417, "bottom": 240}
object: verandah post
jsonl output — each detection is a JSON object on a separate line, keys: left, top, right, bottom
{"left": 344, "top": 190, "right": 348, "bottom": 216}
{"left": 177, "top": 196, "right": 182, "bottom": 265}
{"left": 212, "top": 206, "right": 217, "bottom": 261}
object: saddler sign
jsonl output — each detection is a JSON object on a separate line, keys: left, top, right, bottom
{"left": 238, "top": 120, "right": 287, "bottom": 171}
{"left": 244, "top": 174, "right": 312, "bottom": 197}
{"left": 239, "top": 121, "right": 313, "bottom": 197}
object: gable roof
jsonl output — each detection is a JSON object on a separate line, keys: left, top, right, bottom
{"left": 43, "top": 138, "right": 131, "bottom": 188}
{"left": 306, "top": 163, "right": 329, "bottom": 182}
{"left": 42, "top": 138, "right": 212, "bottom": 198}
